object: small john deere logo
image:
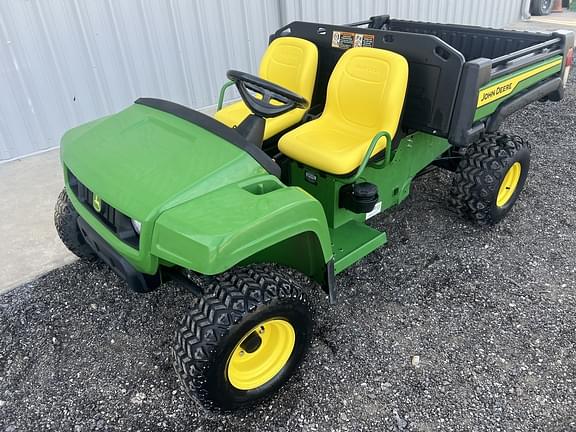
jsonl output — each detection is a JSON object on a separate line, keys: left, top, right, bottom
{"left": 92, "top": 194, "right": 102, "bottom": 213}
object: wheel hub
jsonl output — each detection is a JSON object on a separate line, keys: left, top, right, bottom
{"left": 497, "top": 162, "right": 522, "bottom": 207}
{"left": 239, "top": 328, "right": 263, "bottom": 354}
{"left": 227, "top": 319, "right": 295, "bottom": 390}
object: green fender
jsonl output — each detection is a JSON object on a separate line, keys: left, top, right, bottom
{"left": 151, "top": 175, "right": 333, "bottom": 286}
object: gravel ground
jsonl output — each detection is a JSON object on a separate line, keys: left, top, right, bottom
{"left": 1, "top": 73, "right": 576, "bottom": 431}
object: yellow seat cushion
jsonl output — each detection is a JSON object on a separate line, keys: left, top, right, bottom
{"left": 279, "top": 47, "right": 409, "bottom": 175}
{"left": 215, "top": 37, "right": 318, "bottom": 140}
{"left": 215, "top": 101, "right": 307, "bottom": 139}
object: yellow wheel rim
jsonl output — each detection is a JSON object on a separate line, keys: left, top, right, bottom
{"left": 227, "top": 319, "right": 295, "bottom": 390}
{"left": 496, "top": 162, "right": 522, "bottom": 207}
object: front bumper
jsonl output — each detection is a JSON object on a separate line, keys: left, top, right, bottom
{"left": 64, "top": 167, "right": 159, "bottom": 275}
{"left": 77, "top": 216, "right": 161, "bottom": 292}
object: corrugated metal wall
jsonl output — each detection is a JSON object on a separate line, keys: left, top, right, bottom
{"left": 0, "top": 0, "right": 523, "bottom": 161}
{"left": 281, "top": 0, "right": 525, "bottom": 28}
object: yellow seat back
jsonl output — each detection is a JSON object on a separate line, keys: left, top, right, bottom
{"left": 278, "top": 47, "right": 409, "bottom": 175}
{"left": 322, "top": 47, "right": 408, "bottom": 139}
{"left": 214, "top": 37, "right": 318, "bottom": 140}
{"left": 258, "top": 37, "right": 318, "bottom": 103}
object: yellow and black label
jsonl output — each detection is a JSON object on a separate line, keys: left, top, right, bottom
{"left": 92, "top": 194, "right": 102, "bottom": 213}
{"left": 331, "top": 31, "right": 375, "bottom": 50}
{"left": 477, "top": 58, "right": 562, "bottom": 108}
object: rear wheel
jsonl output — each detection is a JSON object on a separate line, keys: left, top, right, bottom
{"left": 449, "top": 133, "right": 530, "bottom": 226}
{"left": 54, "top": 188, "right": 96, "bottom": 260}
{"left": 530, "top": 0, "right": 553, "bottom": 15}
{"left": 172, "top": 265, "right": 313, "bottom": 411}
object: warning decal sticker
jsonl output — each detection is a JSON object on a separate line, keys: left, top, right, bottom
{"left": 332, "top": 31, "right": 375, "bottom": 50}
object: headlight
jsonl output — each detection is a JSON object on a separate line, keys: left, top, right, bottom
{"left": 131, "top": 219, "right": 142, "bottom": 234}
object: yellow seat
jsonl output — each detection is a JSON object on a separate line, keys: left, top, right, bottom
{"left": 215, "top": 37, "right": 318, "bottom": 140}
{"left": 278, "top": 47, "right": 409, "bottom": 175}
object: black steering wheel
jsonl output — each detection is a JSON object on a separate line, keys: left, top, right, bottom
{"left": 226, "top": 70, "right": 309, "bottom": 118}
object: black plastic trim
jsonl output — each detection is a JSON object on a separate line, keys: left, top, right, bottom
{"left": 345, "top": 19, "right": 372, "bottom": 27}
{"left": 236, "top": 114, "right": 266, "bottom": 147}
{"left": 68, "top": 169, "right": 140, "bottom": 249}
{"left": 491, "top": 49, "right": 563, "bottom": 79}
{"left": 491, "top": 38, "right": 561, "bottom": 67}
{"left": 324, "top": 258, "right": 337, "bottom": 304}
{"left": 77, "top": 216, "right": 161, "bottom": 293}
{"left": 486, "top": 77, "right": 562, "bottom": 132}
{"left": 448, "top": 58, "right": 492, "bottom": 147}
{"left": 346, "top": 15, "right": 390, "bottom": 29}
{"left": 367, "top": 15, "right": 391, "bottom": 30}
{"left": 135, "top": 98, "right": 281, "bottom": 178}
{"left": 388, "top": 19, "right": 552, "bottom": 61}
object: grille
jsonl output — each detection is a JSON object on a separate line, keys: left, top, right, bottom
{"left": 67, "top": 169, "right": 140, "bottom": 249}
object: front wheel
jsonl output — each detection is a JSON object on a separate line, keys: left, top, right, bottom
{"left": 54, "top": 188, "right": 97, "bottom": 260}
{"left": 449, "top": 133, "right": 530, "bottom": 226}
{"left": 172, "top": 265, "right": 313, "bottom": 411}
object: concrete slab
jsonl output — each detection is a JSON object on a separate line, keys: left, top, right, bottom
{"left": 0, "top": 149, "right": 76, "bottom": 293}
{"left": 0, "top": 104, "right": 223, "bottom": 294}
{"left": 508, "top": 10, "right": 576, "bottom": 30}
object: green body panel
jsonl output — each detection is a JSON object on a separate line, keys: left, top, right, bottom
{"left": 290, "top": 132, "right": 451, "bottom": 272}
{"left": 62, "top": 104, "right": 265, "bottom": 220}
{"left": 361, "top": 133, "right": 452, "bottom": 209}
{"left": 331, "top": 222, "right": 387, "bottom": 274}
{"left": 151, "top": 177, "right": 331, "bottom": 275}
{"left": 61, "top": 104, "right": 333, "bottom": 277}
{"left": 474, "top": 56, "right": 562, "bottom": 120}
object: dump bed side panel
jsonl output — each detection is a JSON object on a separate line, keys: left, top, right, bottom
{"left": 475, "top": 56, "right": 563, "bottom": 120}
{"left": 388, "top": 20, "right": 550, "bottom": 61}
{"left": 448, "top": 31, "right": 572, "bottom": 146}
{"left": 371, "top": 17, "right": 572, "bottom": 146}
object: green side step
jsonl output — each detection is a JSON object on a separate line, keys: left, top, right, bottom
{"left": 331, "top": 220, "right": 387, "bottom": 274}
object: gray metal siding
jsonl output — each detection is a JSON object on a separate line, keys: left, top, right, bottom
{"left": 282, "top": 0, "right": 524, "bottom": 28}
{"left": 0, "top": 0, "right": 523, "bottom": 161}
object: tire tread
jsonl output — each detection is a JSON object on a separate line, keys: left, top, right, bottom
{"left": 449, "top": 133, "right": 529, "bottom": 225}
{"left": 172, "top": 265, "right": 311, "bottom": 410}
{"left": 54, "top": 189, "right": 96, "bottom": 260}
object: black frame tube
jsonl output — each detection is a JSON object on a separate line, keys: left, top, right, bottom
{"left": 491, "top": 37, "right": 561, "bottom": 66}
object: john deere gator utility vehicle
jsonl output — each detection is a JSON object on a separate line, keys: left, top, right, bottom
{"left": 55, "top": 16, "right": 574, "bottom": 410}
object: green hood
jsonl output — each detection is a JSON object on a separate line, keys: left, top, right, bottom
{"left": 61, "top": 104, "right": 266, "bottom": 220}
